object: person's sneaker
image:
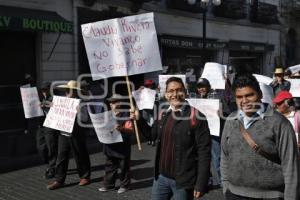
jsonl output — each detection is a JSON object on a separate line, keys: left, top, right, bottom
{"left": 117, "top": 187, "right": 129, "bottom": 194}
{"left": 47, "top": 181, "right": 63, "bottom": 190}
{"left": 78, "top": 178, "right": 90, "bottom": 186}
{"left": 98, "top": 187, "right": 114, "bottom": 192}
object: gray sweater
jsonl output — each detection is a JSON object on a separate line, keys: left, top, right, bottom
{"left": 221, "top": 106, "right": 300, "bottom": 200}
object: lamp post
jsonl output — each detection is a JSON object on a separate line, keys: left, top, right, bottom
{"left": 187, "top": 0, "right": 221, "bottom": 62}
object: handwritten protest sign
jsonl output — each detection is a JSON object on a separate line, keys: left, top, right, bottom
{"left": 287, "top": 79, "right": 300, "bottom": 97}
{"left": 187, "top": 99, "right": 220, "bottom": 136}
{"left": 89, "top": 111, "right": 123, "bottom": 144}
{"left": 253, "top": 74, "right": 273, "bottom": 85}
{"left": 132, "top": 88, "right": 156, "bottom": 110}
{"left": 287, "top": 64, "right": 300, "bottom": 74}
{"left": 159, "top": 75, "right": 186, "bottom": 95}
{"left": 20, "top": 87, "right": 44, "bottom": 118}
{"left": 201, "top": 62, "right": 226, "bottom": 89}
{"left": 43, "top": 96, "right": 80, "bottom": 133}
{"left": 81, "top": 13, "right": 162, "bottom": 80}
{"left": 259, "top": 83, "right": 274, "bottom": 106}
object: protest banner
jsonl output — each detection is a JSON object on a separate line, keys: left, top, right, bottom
{"left": 20, "top": 87, "right": 44, "bottom": 118}
{"left": 287, "top": 79, "right": 300, "bottom": 97}
{"left": 159, "top": 75, "right": 186, "bottom": 95}
{"left": 43, "top": 96, "right": 80, "bottom": 133}
{"left": 132, "top": 88, "right": 156, "bottom": 110}
{"left": 88, "top": 111, "right": 123, "bottom": 144}
{"left": 253, "top": 74, "right": 273, "bottom": 85}
{"left": 81, "top": 12, "right": 162, "bottom": 80}
{"left": 187, "top": 99, "right": 220, "bottom": 136}
{"left": 287, "top": 64, "right": 300, "bottom": 74}
{"left": 201, "top": 62, "right": 226, "bottom": 89}
{"left": 259, "top": 83, "right": 274, "bottom": 106}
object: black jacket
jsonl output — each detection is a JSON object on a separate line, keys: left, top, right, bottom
{"left": 152, "top": 102, "right": 211, "bottom": 192}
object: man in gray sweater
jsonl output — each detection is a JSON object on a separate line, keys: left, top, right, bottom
{"left": 221, "top": 74, "right": 299, "bottom": 200}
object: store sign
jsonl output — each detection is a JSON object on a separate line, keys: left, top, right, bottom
{"left": 160, "top": 35, "right": 227, "bottom": 50}
{"left": 229, "top": 42, "right": 274, "bottom": 52}
{"left": 0, "top": 6, "right": 73, "bottom": 33}
{"left": 0, "top": 15, "right": 73, "bottom": 33}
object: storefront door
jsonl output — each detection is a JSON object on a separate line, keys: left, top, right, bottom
{"left": 0, "top": 31, "right": 36, "bottom": 135}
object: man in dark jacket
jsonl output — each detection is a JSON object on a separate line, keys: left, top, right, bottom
{"left": 151, "top": 77, "right": 211, "bottom": 200}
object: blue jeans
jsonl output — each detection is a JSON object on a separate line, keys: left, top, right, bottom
{"left": 151, "top": 174, "right": 194, "bottom": 200}
{"left": 210, "top": 137, "right": 221, "bottom": 186}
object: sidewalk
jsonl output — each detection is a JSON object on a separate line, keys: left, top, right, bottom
{"left": 0, "top": 143, "right": 223, "bottom": 200}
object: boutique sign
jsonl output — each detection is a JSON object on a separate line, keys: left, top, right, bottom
{"left": 0, "top": 6, "right": 73, "bottom": 33}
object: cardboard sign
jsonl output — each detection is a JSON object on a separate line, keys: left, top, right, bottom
{"left": 88, "top": 111, "right": 123, "bottom": 144}
{"left": 187, "top": 99, "right": 220, "bottom": 136}
{"left": 132, "top": 88, "right": 156, "bottom": 110}
{"left": 20, "top": 87, "right": 44, "bottom": 119}
{"left": 159, "top": 75, "right": 186, "bottom": 95}
{"left": 43, "top": 96, "right": 80, "bottom": 133}
{"left": 201, "top": 62, "right": 226, "bottom": 89}
{"left": 287, "top": 79, "right": 300, "bottom": 97}
{"left": 81, "top": 12, "right": 162, "bottom": 80}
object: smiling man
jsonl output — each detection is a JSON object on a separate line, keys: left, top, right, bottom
{"left": 221, "top": 74, "right": 299, "bottom": 200}
{"left": 151, "top": 77, "right": 211, "bottom": 200}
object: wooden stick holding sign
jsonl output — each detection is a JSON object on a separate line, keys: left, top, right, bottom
{"left": 125, "top": 76, "right": 142, "bottom": 151}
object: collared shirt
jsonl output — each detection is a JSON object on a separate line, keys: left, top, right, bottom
{"left": 167, "top": 105, "right": 183, "bottom": 113}
{"left": 238, "top": 104, "right": 267, "bottom": 129}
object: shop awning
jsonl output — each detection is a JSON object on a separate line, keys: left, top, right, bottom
{"left": 0, "top": 5, "right": 73, "bottom": 33}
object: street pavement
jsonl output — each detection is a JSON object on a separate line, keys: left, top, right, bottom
{"left": 0, "top": 142, "right": 224, "bottom": 200}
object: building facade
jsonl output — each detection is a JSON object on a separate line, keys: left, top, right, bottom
{"left": 0, "top": 0, "right": 284, "bottom": 161}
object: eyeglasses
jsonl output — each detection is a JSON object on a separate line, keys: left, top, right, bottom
{"left": 166, "top": 88, "right": 185, "bottom": 95}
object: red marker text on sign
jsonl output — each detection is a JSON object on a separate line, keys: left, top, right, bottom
{"left": 82, "top": 24, "right": 118, "bottom": 38}
{"left": 120, "top": 19, "right": 150, "bottom": 33}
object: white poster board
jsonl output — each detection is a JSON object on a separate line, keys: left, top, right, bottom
{"left": 259, "top": 83, "right": 274, "bottom": 106}
{"left": 81, "top": 12, "right": 162, "bottom": 80}
{"left": 287, "top": 64, "right": 300, "bottom": 74}
{"left": 287, "top": 79, "right": 300, "bottom": 97}
{"left": 132, "top": 88, "right": 156, "bottom": 110}
{"left": 201, "top": 62, "right": 226, "bottom": 89}
{"left": 159, "top": 75, "right": 186, "bottom": 95}
{"left": 253, "top": 74, "right": 273, "bottom": 85}
{"left": 20, "top": 87, "right": 44, "bottom": 119}
{"left": 89, "top": 111, "right": 123, "bottom": 144}
{"left": 43, "top": 96, "right": 80, "bottom": 133}
{"left": 187, "top": 99, "right": 220, "bottom": 136}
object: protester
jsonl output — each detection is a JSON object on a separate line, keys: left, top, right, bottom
{"left": 195, "top": 78, "right": 222, "bottom": 189}
{"left": 196, "top": 78, "right": 215, "bottom": 98}
{"left": 221, "top": 74, "right": 299, "bottom": 200}
{"left": 47, "top": 80, "right": 91, "bottom": 190}
{"left": 151, "top": 77, "right": 211, "bottom": 200}
{"left": 22, "top": 73, "right": 39, "bottom": 134}
{"left": 98, "top": 94, "right": 134, "bottom": 194}
{"left": 36, "top": 82, "right": 59, "bottom": 179}
{"left": 139, "top": 79, "right": 156, "bottom": 146}
{"left": 269, "top": 68, "right": 291, "bottom": 96}
{"left": 273, "top": 91, "right": 300, "bottom": 152}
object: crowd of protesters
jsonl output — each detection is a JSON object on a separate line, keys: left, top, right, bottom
{"left": 24, "top": 67, "right": 300, "bottom": 200}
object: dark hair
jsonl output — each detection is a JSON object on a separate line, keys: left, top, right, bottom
{"left": 165, "top": 77, "right": 185, "bottom": 91}
{"left": 232, "top": 74, "right": 262, "bottom": 96}
{"left": 197, "top": 78, "right": 211, "bottom": 89}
